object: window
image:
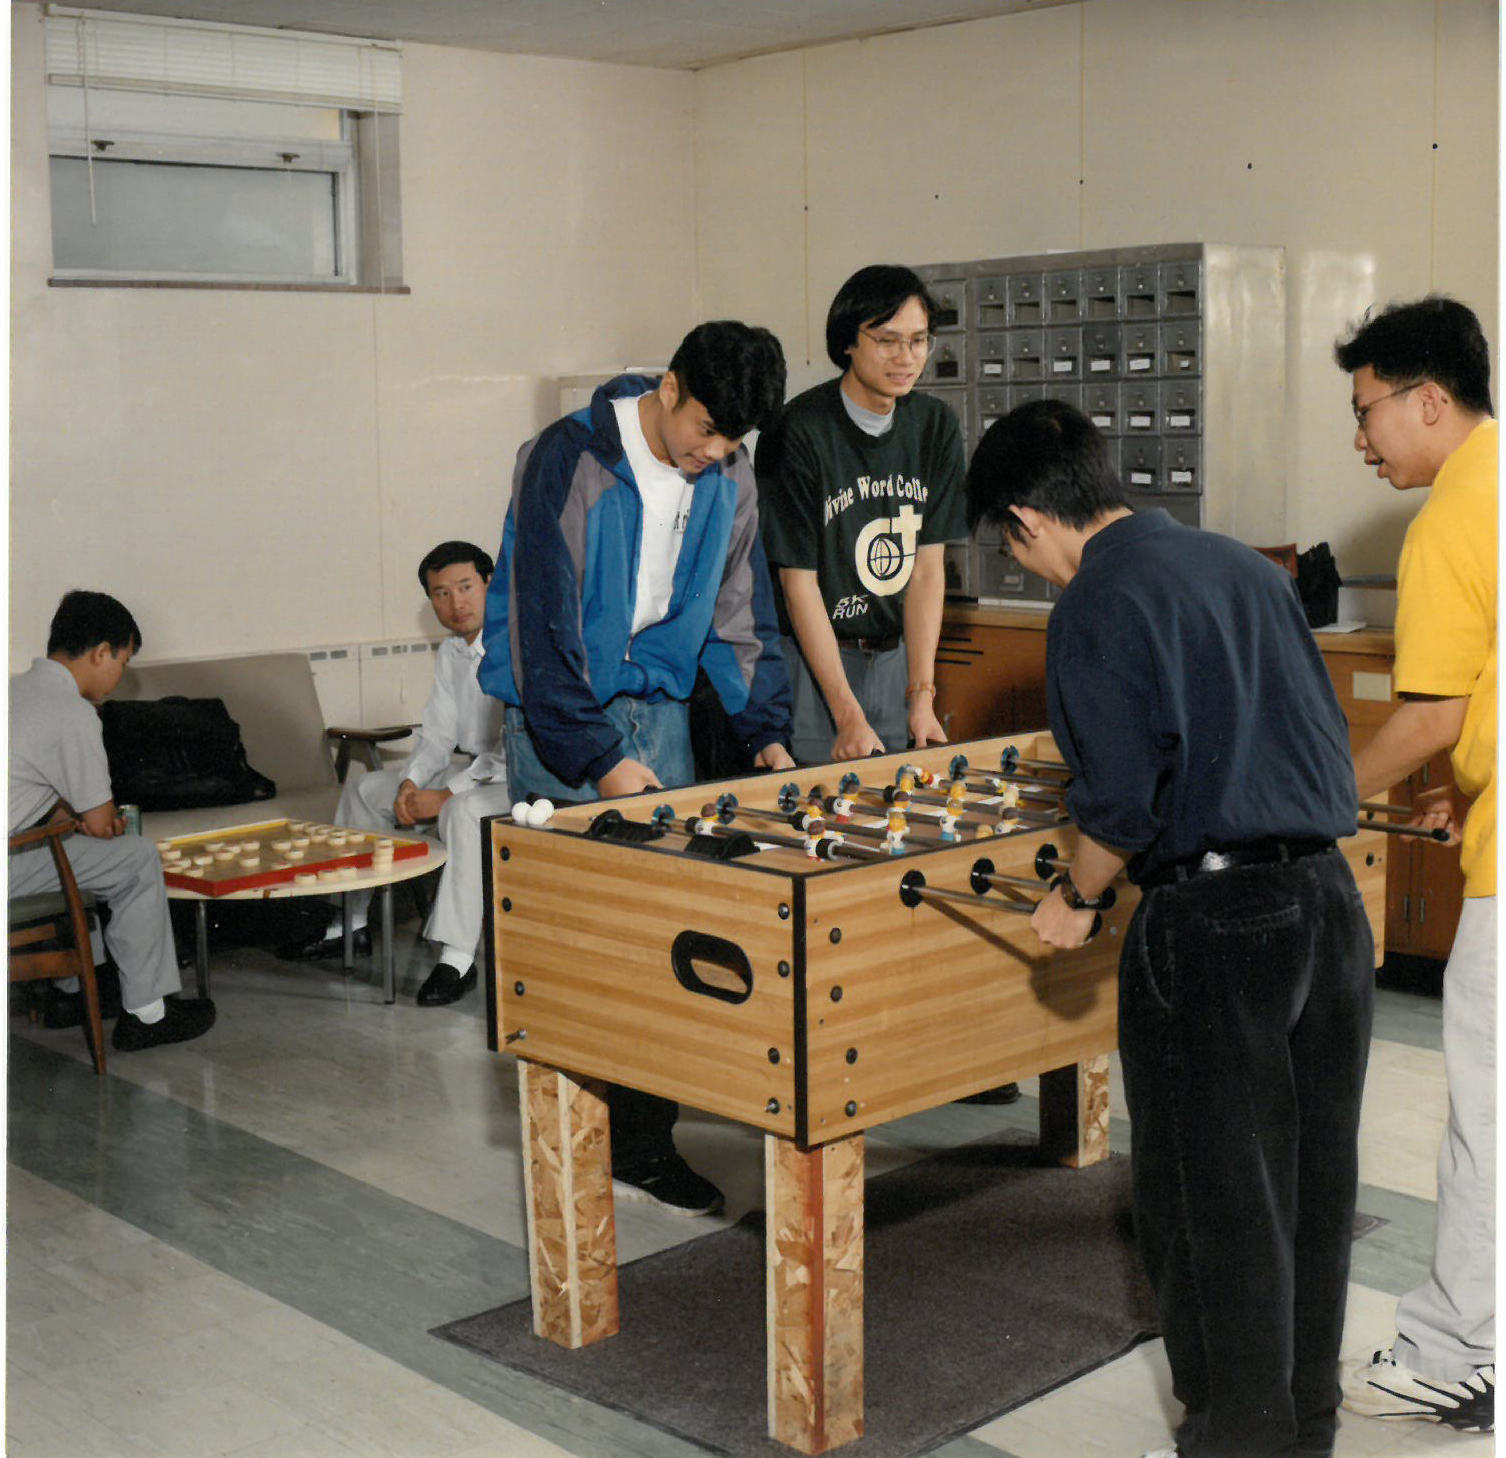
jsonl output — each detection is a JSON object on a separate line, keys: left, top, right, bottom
{"left": 44, "top": 7, "right": 404, "bottom": 290}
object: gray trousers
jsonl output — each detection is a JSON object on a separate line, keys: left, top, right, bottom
{"left": 781, "top": 636, "right": 908, "bottom": 766}
{"left": 9, "top": 833, "right": 180, "bottom": 1013}
{"left": 1395, "top": 895, "right": 1497, "bottom": 1378}
{"left": 334, "top": 767, "right": 512, "bottom": 958}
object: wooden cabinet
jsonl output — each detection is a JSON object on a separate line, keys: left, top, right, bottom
{"left": 1320, "top": 638, "right": 1465, "bottom": 958}
{"left": 940, "top": 609, "right": 1466, "bottom": 961}
{"left": 934, "top": 610, "right": 1048, "bottom": 741}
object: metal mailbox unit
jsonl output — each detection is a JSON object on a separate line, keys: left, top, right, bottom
{"left": 916, "top": 243, "right": 1287, "bottom": 606}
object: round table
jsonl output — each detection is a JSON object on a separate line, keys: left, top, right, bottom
{"left": 164, "top": 830, "right": 447, "bottom": 1005}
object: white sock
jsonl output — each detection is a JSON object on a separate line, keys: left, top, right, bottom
{"left": 440, "top": 946, "right": 474, "bottom": 975}
{"left": 57, "top": 977, "right": 80, "bottom": 994}
{"left": 128, "top": 999, "right": 165, "bottom": 1024}
{"left": 322, "top": 915, "right": 368, "bottom": 939}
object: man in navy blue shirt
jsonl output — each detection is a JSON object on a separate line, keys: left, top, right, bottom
{"left": 965, "top": 399, "right": 1373, "bottom": 1458}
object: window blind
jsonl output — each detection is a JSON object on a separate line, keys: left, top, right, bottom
{"left": 45, "top": 7, "right": 403, "bottom": 113}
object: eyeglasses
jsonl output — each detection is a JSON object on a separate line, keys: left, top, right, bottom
{"left": 1352, "top": 383, "right": 1420, "bottom": 432}
{"left": 859, "top": 328, "right": 934, "bottom": 359}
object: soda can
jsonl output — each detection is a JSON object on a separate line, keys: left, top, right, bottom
{"left": 119, "top": 803, "right": 141, "bottom": 837}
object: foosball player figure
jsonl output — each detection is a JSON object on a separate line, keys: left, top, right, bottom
{"left": 800, "top": 810, "right": 828, "bottom": 857}
{"left": 830, "top": 788, "right": 855, "bottom": 822}
{"left": 884, "top": 805, "right": 908, "bottom": 855}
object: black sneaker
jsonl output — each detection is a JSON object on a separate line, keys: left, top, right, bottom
{"left": 1342, "top": 1347, "right": 1494, "bottom": 1432}
{"left": 957, "top": 1082, "right": 1021, "bottom": 1105}
{"left": 613, "top": 1154, "right": 725, "bottom": 1216}
{"left": 112, "top": 997, "right": 217, "bottom": 1052}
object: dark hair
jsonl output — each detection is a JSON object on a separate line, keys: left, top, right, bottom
{"left": 417, "top": 540, "right": 494, "bottom": 590}
{"left": 46, "top": 589, "right": 142, "bottom": 657}
{"left": 1334, "top": 295, "right": 1493, "bottom": 415}
{"left": 667, "top": 321, "right": 787, "bottom": 438}
{"left": 965, "top": 399, "right": 1128, "bottom": 541}
{"left": 825, "top": 264, "right": 940, "bottom": 370}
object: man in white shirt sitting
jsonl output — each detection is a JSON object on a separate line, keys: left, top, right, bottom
{"left": 282, "top": 541, "right": 506, "bottom": 1007}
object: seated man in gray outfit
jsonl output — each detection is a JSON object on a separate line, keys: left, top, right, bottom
{"left": 9, "top": 590, "right": 216, "bottom": 1051}
{"left": 282, "top": 541, "right": 507, "bottom": 1007}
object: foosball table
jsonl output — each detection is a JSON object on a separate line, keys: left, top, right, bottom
{"left": 486, "top": 732, "right": 1388, "bottom": 1455}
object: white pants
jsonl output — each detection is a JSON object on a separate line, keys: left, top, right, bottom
{"left": 333, "top": 767, "right": 512, "bottom": 960}
{"left": 1395, "top": 895, "right": 1497, "bottom": 1378}
{"left": 9, "top": 832, "right": 181, "bottom": 1012}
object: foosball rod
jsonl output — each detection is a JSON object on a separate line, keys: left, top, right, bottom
{"left": 1355, "top": 819, "right": 1451, "bottom": 841}
{"left": 826, "top": 791, "right": 1062, "bottom": 832}
{"left": 1359, "top": 800, "right": 1452, "bottom": 838}
{"left": 831, "top": 772, "right": 1066, "bottom": 819}
{"left": 997, "top": 746, "right": 1074, "bottom": 777}
{"left": 683, "top": 814, "right": 881, "bottom": 862}
{"left": 711, "top": 796, "right": 944, "bottom": 848}
{"left": 897, "top": 868, "right": 1102, "bottom": 939}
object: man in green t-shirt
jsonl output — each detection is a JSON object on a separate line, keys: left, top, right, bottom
{"left": 757, "top": 265, "right": 968, "bottom": 765}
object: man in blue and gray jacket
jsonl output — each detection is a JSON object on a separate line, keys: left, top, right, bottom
{"left": 481, "top": 319, "right": 795, "bottom": 1216}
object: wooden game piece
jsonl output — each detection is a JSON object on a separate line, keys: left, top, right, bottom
{"left": 239, "top": 856, "right": 260, "bottom": 869}
{"left": 285, "top": 849, "right": 305, "bottom": 861}
{"left": 294, "top": 872, "right": 317, "bottom": 886}
{"left": 193, "top": 854, "right": 213, "bottom": 866}
{"left": 292, "top": 837, "right": 310, "bottom": 848}
{"left": 271, "top": 840, "right": 292, "bottom": 852}
{"left": 214, "top": 850, "right": 236, "bottom": 863}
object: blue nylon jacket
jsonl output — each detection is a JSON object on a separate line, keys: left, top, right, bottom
{"left": 479, "top": 375, "right": 793, "bottom": 787}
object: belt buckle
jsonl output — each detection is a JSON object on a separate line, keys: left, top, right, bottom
{"left": 1201, "top": 850, "right": 1236, "bottom": 873}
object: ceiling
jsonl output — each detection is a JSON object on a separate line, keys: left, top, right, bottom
{"left": 63, "top": 0, "right": 1080, "bottom": 70}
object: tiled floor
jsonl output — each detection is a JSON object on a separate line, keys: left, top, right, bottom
{"left": 7, "top": 920, "right": 1493, "bottom": 1458}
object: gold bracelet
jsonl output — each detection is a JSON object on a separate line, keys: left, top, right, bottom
{"left": 905, "top": 681, "right": 936, "bottom": 699}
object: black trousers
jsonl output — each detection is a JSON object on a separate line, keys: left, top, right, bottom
{"left": 607, "top": 1085, "right": 678, "bottom": 1173}
{"left": 1119, "top": 849, "right": 1374, "bottom": 1458}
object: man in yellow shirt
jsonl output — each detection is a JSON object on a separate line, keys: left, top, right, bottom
{"left": 1335, "top": 295, "right": 1496, "bottom": 1434}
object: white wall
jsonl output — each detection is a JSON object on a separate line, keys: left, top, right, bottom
{"left": 9, "top": 3, "right": 697, "bottom": 668}
{"left": 693, "top": 0, "right": 1500, "bottom": 613}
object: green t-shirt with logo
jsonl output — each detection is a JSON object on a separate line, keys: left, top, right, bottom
{"left": 757, "top": 379, "right": 968, "bottom": 639}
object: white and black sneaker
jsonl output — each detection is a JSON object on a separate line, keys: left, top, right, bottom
{"left": 613, "top": 1154, "right": 725, "bottom": 1216}
{"left": 1341, "top": 1347, "right": 1494, "bottom": 1432}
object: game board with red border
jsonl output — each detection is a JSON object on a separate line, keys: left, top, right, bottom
{"left": 158, "top": 818, "right": 429, "bottom": 897}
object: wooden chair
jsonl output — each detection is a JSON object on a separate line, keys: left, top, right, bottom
{"left": 8, "top": 820, "right": 106, "bottom": 1074}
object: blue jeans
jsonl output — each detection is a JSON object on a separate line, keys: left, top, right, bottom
{"left": 1120, "top": 849, "right": 1374, "bottom": 1458}
{"left": 503, "top": 695, "right": 694, "bottom": 1172}
{"left": 505, "top": 697, "right": 693, "bottom": 804}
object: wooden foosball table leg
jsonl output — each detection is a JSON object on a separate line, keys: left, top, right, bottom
{"left": 765, "top": 1133, "right": 865, "bottom": 1455}
{"left": 1038, "top": 1054, "right": 1112, "bottom": 1168}
{"left": 518, "top": 1060, "right": 620, "bottom": 1349}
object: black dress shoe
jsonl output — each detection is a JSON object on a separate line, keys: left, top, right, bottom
{"left": 416, "top": 963, "right": 478, "bottom": 1007}
{"left": 276, "top": 927, "right": 371, "bottom": 961}
{"left": 112, "top": 996, "right": 216, "bottom": 1052}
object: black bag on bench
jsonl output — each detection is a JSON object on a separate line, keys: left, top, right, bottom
{"left": 101, "top": 697, "right": 277, "bottom": 811}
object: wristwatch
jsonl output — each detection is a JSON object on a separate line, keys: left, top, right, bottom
{"left": 1051, "top": 869, "right": 1112, "bottom": 912}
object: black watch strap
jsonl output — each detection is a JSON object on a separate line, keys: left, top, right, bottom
{"left": 1052, "top": 869, "right": 1111, "bottom": 912}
